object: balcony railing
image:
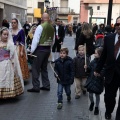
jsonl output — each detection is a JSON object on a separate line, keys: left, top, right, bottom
{"left": 57, "top": 7, "right": 70, "bottom": 14}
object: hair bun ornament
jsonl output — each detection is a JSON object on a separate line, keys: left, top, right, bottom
{"left": 0, "top": 27, "right": 7, "bottom": 32}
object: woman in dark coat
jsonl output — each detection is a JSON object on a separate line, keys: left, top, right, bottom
{"left": 75, "top": 23, "right": 95, "bottom": 57}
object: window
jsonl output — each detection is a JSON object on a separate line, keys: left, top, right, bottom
{"left": 27, "top": 0, "right": 32, "bottom": 8}
{"left": 97, "top": 6, "right": 100, "bottom": 10}
{"left": 73, "top": 17, "right": 78, "bottom": 24}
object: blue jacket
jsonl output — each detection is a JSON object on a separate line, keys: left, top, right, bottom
{"left": 54, "top": 56, "right": 74, "bottom": 85}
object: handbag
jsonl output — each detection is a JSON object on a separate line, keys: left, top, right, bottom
{"left": 84, "top": 74, "right": 104, "bottom": 94}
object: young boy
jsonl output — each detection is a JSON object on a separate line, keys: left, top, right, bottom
{"left": 54, "top": 47, "right": 74, "bottom": 109}
{"left": 73, "top": 45, "right": 89, "bottom": 99}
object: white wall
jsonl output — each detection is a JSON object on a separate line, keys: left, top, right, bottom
{"left": 88, "top": 3, "right": 120, "bottom": 25}
{"left": 50, "top": 0, "right": 80, "bottom": 13}
{"left": 49, "top": 0, "right": 60, "bottom": 7}
{"left": 27, "top": 0, "right": 38, "bottom": 13}
{"left": 68, "top": 0, "right": 80, "bottom": 13}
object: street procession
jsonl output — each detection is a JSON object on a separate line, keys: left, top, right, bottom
{"left": 0, "top": 0, "right": 120, "bottom": 120}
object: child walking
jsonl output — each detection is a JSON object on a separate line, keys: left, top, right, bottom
{"left": 84, "top": 47, "right": 104, "bottom": 115}
{"left": 73, "top": 45, "right": 89, "bottom": 99}
{"left": 54, "top": 47, "right": 74, "bottom": 109}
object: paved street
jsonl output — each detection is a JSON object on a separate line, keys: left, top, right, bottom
{"left": 0, "top": 35, "right": 118, "bottom": 120}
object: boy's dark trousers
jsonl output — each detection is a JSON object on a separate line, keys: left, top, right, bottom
{"left": 57, "top": 83, "right": 71, "bottom": 103}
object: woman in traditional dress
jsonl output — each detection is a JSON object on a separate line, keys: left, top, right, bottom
{"left": 26, "top": 25, "right": 37, "bottom": 65}
{"left": 0, "top": 27, "right": 24, "bottom": 98}
{"left": 10, "top": 18, "right": 30, "bottom": 80}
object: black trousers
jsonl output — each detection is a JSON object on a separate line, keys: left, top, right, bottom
{"left": 32, "top": 49, "right": 50, "bottom": 89}
{"left": 104, "top": 73, "right": 120, "bottom": 120}
{"left": 52, "top": 41, "right": 61, "bottom": 52}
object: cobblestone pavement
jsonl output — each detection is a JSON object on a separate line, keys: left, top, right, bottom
{"left": 0, "top": 35, "right": 118, "bottom": 120}
{"left": 0, "top": 35, "right": 89, "bottom": 120}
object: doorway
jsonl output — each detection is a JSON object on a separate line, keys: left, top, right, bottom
{"left": 0, "top": 8, "right": 3, "bottom": 27}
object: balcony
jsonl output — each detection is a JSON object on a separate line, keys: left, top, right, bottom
{"left": 57, "top": 7, "right": 70, "bottom": 14}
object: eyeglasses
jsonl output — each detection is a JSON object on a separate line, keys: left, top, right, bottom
{"left": 115, "top": 23, "right": 120, "bottom": 26}
{"left": 12, "top": 22, "right": 17, "bottom": 24}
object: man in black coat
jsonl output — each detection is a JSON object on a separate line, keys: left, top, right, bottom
{"left": 23, "top": 21, "right": 31, "bottom": 37}
{"left": 94, "top": 16, "right": 120, "bottom": 120}
{"left": 52, "top": 18, "right": 64, "bottom": 62}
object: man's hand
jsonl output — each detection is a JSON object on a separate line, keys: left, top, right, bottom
{"left": 60, "top": 42, "right": 63, "bottom": 45}
{"left": 94, "top": 71, "right": 100, "bottom": 77}
{"left": 30, "top": 52, "right": 33, "bottom": 57}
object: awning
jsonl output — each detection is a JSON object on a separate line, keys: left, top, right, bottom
{"left": 34, "top": 8, "right": 41, "bottom": 18}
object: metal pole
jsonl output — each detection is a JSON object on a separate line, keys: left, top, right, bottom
{"left": 107, "top": 0, "right": 113, "bottom": 25}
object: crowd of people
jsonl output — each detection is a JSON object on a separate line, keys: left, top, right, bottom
{"left": 0, "top": 13, "right": 120, "bottom": 120}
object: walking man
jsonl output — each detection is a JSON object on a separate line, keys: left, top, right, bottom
{"left": 52, "top": 18, "right": 64, "bottom": 62}
{"left": 27, "top": 13, "right": 54, "bottom": 92}
{"left": 94, "top": 16, "right": 120, "bottom": 120}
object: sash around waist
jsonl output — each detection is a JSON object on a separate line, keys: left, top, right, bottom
{"left": 0, "top": 54, "right": 10, "bottom": 62}
{"left": 36, "top": 46, "right": 51, "bottom": 51}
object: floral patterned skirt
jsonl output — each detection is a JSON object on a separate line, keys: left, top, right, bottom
{"left": 0, "top": 75, "right": 24, "bottom": 99}
{"left": 19, "top": 46, "right": 30, "bottom": 80}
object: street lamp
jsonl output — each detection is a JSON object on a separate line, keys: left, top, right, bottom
{"left": 107, "top": 0, "right": 113, "bottom": 25}
{"left": 44, "top": 0, "right": 50, "bottom": 8}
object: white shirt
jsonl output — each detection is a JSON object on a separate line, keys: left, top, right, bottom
{"left": 31, "top": 25, "right": 43, "bottom": 53}
{"left": 115, "top": 33, "right": 120, "bottom": 59}
{"left": 56, "top": 25, "right": 59, "bottom": 35}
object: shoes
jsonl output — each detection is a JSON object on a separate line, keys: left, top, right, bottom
{"left": 27, "top": 88, "right": 40, "bottom": 93}
{"left": 51, "top": 61, "right": 55, "bottom": 64}
{"left": 94, "top": 107, "right": 99, "bottom": 115}
{"left": 89, "top": 102, "right": 94, "bottom": 111}
{"left": 105, "top": 112, "right": 111, "bottom": 119}
{"left": 83, "top": 90, "right": 86, "bottom": 95}
{"left": 67, "top": 96, "right": 71, "bottom": 102}
{"left": 57, "top": 103, "right": 62, "bottom": 109}
{"left": 40, "top": 87, "right": 50, "bottom": 91}
{"left": 75, "top": 95, "right": 80, "bottom": 99}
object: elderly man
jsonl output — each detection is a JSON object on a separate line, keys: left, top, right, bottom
{"left": 27, "top": 13, "right": 54, "bottom": 92}
{"left": 94, "top": 16, "right": 120, "bottom": 120}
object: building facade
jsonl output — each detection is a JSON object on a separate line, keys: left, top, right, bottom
{"left": 0, "top": 0, "right": 27, "bottom": 26}
{"left": 27, "top": 0, "right": 45, "bottom": 24}
{"left": 50, "top": 0, "right": 80, "bottom": 24}
{"left": 80, "top": 0, "right": 120, "bottom": 25}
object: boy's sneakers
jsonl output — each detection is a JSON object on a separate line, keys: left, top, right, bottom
{"left": 94, "top": 107, "right": 99, "bottom": 115}
{"left": 67, "top": 96, "right": 71, "bottom": 102}
{"left": 57, "top": 103, "right": 62, "bottom": 109}
{"left": 75, "top": 95, "right": 80, "bottom": 99}
{"left": 89, "top": 102, "right": 94, "bottom": 111}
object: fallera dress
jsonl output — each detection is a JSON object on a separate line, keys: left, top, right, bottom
{"left": 12, "top": 29, "right": 30, "bottom": 80}
{"left": 0, "top": 45, "right": 24, "bottom": 98}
